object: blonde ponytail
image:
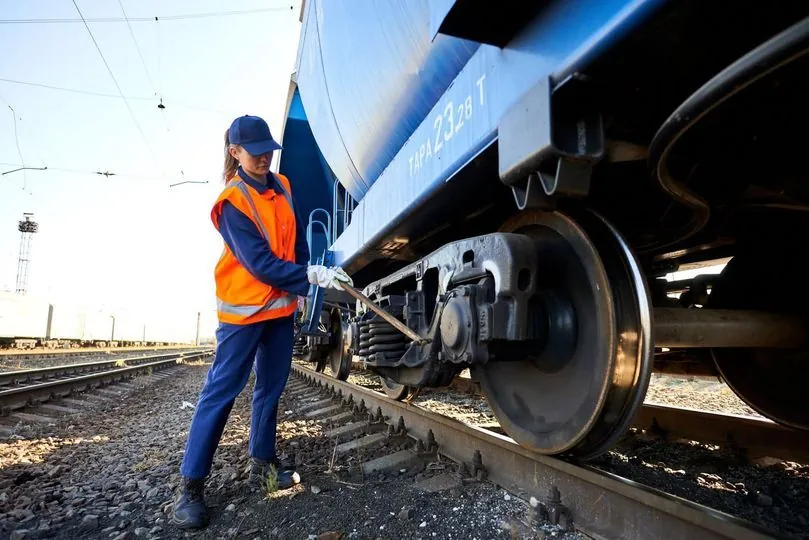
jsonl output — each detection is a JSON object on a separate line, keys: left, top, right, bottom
{"left": 223, "top": 129, "right": 239, "bottom": 183}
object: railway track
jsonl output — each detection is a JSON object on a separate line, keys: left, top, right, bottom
{"left": 0, "top": 349, "right": 213, "bottom": 424}
{"left": 631, "top": 403, "right": 809, "bottom": 464}
{"left": 351, "top": 364, "right": 809, "bottom": 464}
{"left": 461, "top": 380, "right": 809, "bottom": 465}
{"left": 288, "top": 362, "right": 790, "bottom": 540}
{"left": 0, "top": 346, "right": 209, "bottom": 368}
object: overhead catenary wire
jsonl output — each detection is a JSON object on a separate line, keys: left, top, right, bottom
{"left": 117, "top": 0, "right": 172, "bottom": 136}
{"left": 1, "top": 3, "right": 295, "bottom": 190}
{"left": 0, "top": 77, "right": 152, "bottom": 100}
{"left": 0, "top": 6, "right": 296, "bottom": 24}
{"left": 0, "top": 77, "right": 231, "bottom": 116}
{"left": 2, "top": 99, "right": 28, "bottom": 192}
{"left": 0, "top": 162, "right": 119, "bottom": 177}
{"left": 15, "top": 115, "right": 50, "bottom": 169}
{"left": 0, "top": 112, "right": 23, "bottom": 189}
{"left": 0, "top": 161, "right": 210, "bottom": 185}
{"left": 155, "top": 16, "right": 162, "bottom": 96}
{"left": 0, "top": 91, "right": 54, "bottom": 193}
{"left": 153, "top": 16, "right": 171, "bottom": 135}
{"left": 117, "top": 0, "right": 157, "bottom": 97}
{"left": 71, "top": 0, "right": 160, "bottom": 168}
{"left": 0, "top": 76, "right": 218, "bottom": 189}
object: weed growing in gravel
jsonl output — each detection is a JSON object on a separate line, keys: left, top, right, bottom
{"left": 263, "top": 464, "right": 279, "bottom": 498}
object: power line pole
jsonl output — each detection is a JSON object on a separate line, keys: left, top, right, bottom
{"left": 195, "top": 312, "right": 201, "bottom": 346}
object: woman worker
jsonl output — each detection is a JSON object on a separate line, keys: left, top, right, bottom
{"left": 172, "top": 115, "right": 352, "bottom": 529}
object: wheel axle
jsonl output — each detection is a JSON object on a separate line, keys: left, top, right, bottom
{"left": 653, "top": 307, "right": 807, "bottom": 349}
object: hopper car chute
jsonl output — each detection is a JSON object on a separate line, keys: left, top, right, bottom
{"left": 281, "top": 0, "right": 809, "bottom": 459}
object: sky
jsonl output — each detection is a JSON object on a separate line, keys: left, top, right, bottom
{"left": 0, "top": 0, "right": 303, "bottom": 342}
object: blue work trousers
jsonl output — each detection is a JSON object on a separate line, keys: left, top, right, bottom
{"left": 180, "top": 315, "right": 294, "bottom": 479}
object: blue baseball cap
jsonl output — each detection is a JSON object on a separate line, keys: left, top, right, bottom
{"left": 228, "top": 115, "right": 282, "bottom": 156}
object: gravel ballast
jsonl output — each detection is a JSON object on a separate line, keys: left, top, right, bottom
{"left": 4, "top": 357, "right": 805, "bottom": 539}
{"left": 347, "top": 367, "right": 809, "bottom": 539}
{"left": 591, "top": 435, "right": 809, "bottom": 539}
{"left": 0, "top": 361, "right": 583, "bottom": 539}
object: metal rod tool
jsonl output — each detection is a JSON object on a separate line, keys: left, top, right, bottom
{"left": 340, "top": 284, "right": 428, "bottom": 344}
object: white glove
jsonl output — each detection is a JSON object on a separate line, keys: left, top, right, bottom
{"left": 306, "top": 265, "right": 353, "bottom": 290}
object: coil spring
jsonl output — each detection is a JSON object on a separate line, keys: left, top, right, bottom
{"left": 357, "top": 317, "right": 408, "bottom": 363}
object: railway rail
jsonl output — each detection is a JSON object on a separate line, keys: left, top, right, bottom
{"left": 632, "top": 403, "right": 809, "bottom": 465}
{"left": 456, "top": 377, "right": 809, "bottom": 465}
{"left": 289, "top": 362, "right": 787, "bottom": 540}
{"left": 351, "top": 362, "right": 809, "bottom": 464}
{"left": 0, "top": 346, "right": 208, "bottom": 364}
{"left": 0, "top": 349, "right": 213, "bottom": 416}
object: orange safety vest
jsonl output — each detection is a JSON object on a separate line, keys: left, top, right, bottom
{"left": 211, "top": 172, "right": 299, "bottom": 324}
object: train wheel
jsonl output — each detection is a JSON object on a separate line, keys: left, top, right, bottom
{"left": 300, "top": 343, "right": 327, "bottom": 372}
{"left": 306, "top": 313, "right": 330, "bottom": 373}
{"left": 473, "top": 210, "right": 653, "bottom": 459}
{"left": 380, "top": 376, "right": 411, "bottom": 400}
{"left": 296, "top": 335, "right": 327, "bottom": 372}
{"left": 327, "top": 309, "right": 352, "bottom": 381}
{"left": 709, "top": 244, "right": 809, "bottom": 430}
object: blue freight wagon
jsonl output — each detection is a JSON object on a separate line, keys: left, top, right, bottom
{"left": 279, "top": 0, "right": 809, "bottom": 459}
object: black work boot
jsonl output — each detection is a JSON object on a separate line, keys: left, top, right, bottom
{"left": 249, "top": 457, "right": 300, "bottom": 492}
{"left": 171, "top": 477, "right": 209, "bottom": 529}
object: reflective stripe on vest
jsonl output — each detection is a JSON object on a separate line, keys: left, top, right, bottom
{"left": 228, "top": 175, "right": 295, "bottom": 245}
{"left": 233, "top": 180, "right": 273, "bottom": 242}
{"left": 271, "top": 174, "right": 295, "bottom": 215}
{"left": 222, "top": 173, "right": 294, "bottom": 214}
{"left": 217, "top": 293, "right": 296, "bottom": 318}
